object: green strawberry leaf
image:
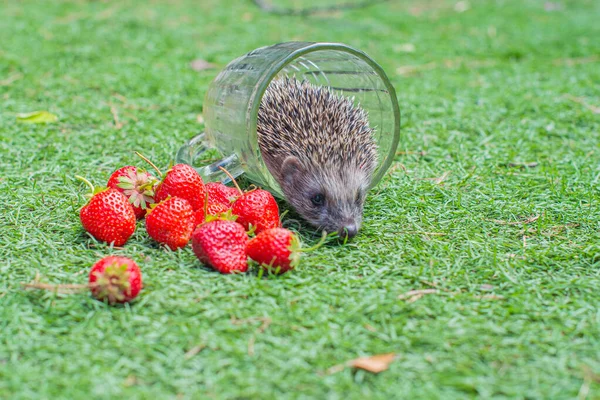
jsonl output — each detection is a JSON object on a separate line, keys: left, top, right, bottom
{"left": 117, "top": 176, "right": 135, "bottom": 190}
{"left": 16, "top": 111, "right": 58, "bottom": 124}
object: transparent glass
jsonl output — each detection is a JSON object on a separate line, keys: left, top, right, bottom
{"left": 176, "top": 42, "right": 400, "bottom": 198}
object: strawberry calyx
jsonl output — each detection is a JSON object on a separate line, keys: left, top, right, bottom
{"left": 90, "top": 262, "right": 132, "bottom": 304}
{"left": 287, "top": 233, "right": 303, "bottom": 269}
{"left": 286, "top": 230, "right": 328, "bottom": 269}
{"left": 115, "top": 168, "right": 158, "bottom": 210}
{"left": 205, "top": 209, "right": 237, "bottom": 223}
{"left": 145, "top": 196, "right": 170, "bottom": 216}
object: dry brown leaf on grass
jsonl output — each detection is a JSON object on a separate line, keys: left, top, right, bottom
{"left": 325, "top": 353, "right": 396, "bottom": 375}
{"left": 352, "top": 353, "right": 396, "bottom": 373}
{"left": 190, "top": 59, "right": 216, "bottom": 71}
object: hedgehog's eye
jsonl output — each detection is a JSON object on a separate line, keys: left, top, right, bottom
{"left": 311, "top": 193, "right": 325, "bottom": 207}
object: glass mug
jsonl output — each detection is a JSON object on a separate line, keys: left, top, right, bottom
{"left": 176, "top": 42, "right": 400, "bottom": 198}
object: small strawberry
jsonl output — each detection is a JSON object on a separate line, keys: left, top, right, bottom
{"left": 231, "top": 189, "right": 280, "bottom": 234}
{"left": 246, "top": 229, "right": 327, "bottom": 274}
{"left": 154, "top": 164, "right": 206, "bottom": 211}
{"left": 89, "top": 256, "right": 142, "bottom": 304}
{"left": 146, "top": 197, "right": 195, "bottom": 250}
{"left": 77, "top": 176, "right": 136, "bottom": 247}
{"left": 206, "top": 182, "right": 239, "bottom": 207}
{"left": 191, "top": 220, "right": 248, "bottom": 274}
{"left": 246, "top": 228, "right": 301, "bottom": 274}
{"left": 107, "top": 166, "right": 157, "bottom": 219}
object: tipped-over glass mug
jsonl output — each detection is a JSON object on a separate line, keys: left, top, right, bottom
{"left": 176, "top": 41, "right": 400, "bottom": 198}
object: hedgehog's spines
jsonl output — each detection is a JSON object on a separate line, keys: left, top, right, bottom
{"left": 257, "top": 77, "right": 378, "bottom": 175}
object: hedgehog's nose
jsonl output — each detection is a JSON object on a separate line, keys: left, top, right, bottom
{"left": 339, "top": 223, "right": 358, "bottom": 240}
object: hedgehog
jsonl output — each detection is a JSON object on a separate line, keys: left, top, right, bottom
{"left": 257, "top": 77, "right": 378, "bottom": 239}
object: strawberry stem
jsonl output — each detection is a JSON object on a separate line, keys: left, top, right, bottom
{"left": 218, "top": 166, "right": 243, "bottom": 196}
{"left": 297, "top": 230, "right": 328, "bottom": 253}
{"left": 75, "top": 175, "right": 95, "bottom": 193}
{"left": 135, "top": 151, "right": 163, "bottom": 178}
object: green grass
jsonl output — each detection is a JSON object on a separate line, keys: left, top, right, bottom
{"left": 1, "top": 0, "right": 600, "bottom": 398}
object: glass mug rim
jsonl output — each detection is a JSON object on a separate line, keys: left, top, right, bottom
{"left": 239, "top": 41, "right": 401, "bottom": 191}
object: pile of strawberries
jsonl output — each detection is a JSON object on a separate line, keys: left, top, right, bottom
{"left": 70, "top": 157, "right": 312, "bottom": 305}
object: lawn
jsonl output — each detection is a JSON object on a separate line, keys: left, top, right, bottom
{"left": 1, "top": 0, "right": 600, "bottom": 398}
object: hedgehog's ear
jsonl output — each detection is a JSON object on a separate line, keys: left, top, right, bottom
{"left": 281, "top": 156, "right": 304, "bottom": 185}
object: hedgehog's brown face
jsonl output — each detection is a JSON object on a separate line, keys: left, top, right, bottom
{"left": 278, "top": 156, "right": 373, "bottom": 239}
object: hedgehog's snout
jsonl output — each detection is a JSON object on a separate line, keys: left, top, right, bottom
{"left": 338, "top": 223, "right": 358, "bottom": 240}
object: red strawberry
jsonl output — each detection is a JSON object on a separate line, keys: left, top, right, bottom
{"left": 194, "top": 208, "right": 205, "bottom": 228}
{"left": 107, "top": 166, "right": 157, "bottom": 219}
{"left": 194, "top": 202, "right": 231, "bottom": 227}
{"left": 191, "top": 220, "right": 248, "bottom": 274}
{"left": 206, "top": 182, "right": 239, "bottom": 207}
{"left": 231, "top": 189, "right": 280, "bottom": 233}
{"left": 78, "top": 176, "right": 136, "bottom": 247}
{"left": 246, "top": 228, "right": 301, "bottom": 274}
{"left": 146, "top": 197, "right": 195, "bottom": 250}
{"left": 206, "top": 202, "right": 230, "bottom": 218}
{"left": 89, "top": 256, "right": 142, "bottom": 304}
{"left": 154, "top": 164, "right": 206, "bottom": 211}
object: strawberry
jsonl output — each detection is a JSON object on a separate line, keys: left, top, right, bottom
{"left": 231, "top": 189, "right": 280, "bottom": 234}
{"left": 154, "top": 164, "right": 205, "bottom": 211}
{"left": 246, "top": 228, "right": 301, "bottom": 274}
{"left": 146, "top": 197, "right": 195, "bottom": 250}
{"left": 194, "top": 208, "right": 205, "bottom": 228}
{"left": 206, "top": 182, "right": 239, "bottom": 207}
{"left": 193, "top": 201, "right": 231, "bottom": 227}
{"left": 107, "top": 166, "right": 157, "bottom": 219}
{"left": 206, "top": 202, "right": 230, "bottom": 218}
{"left": 78, "top": 177, "right": 136, "bottom": 247}
{"left": 89, "top": 256, "right": 142, "bottom": 304}
{"left": 191, "top": 220, "right": 248, "bottom": 274}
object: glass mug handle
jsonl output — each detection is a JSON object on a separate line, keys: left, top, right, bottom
{"left": 175, "top": 132, "right": 244, "bottom": 184}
